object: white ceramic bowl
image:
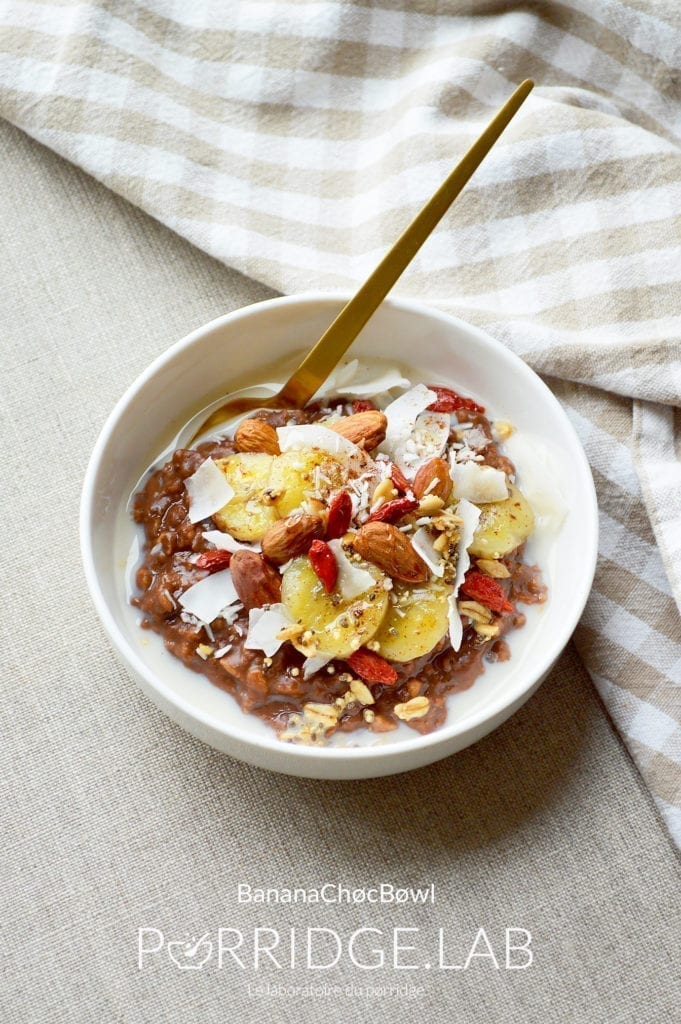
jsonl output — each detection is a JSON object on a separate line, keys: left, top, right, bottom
{"left": 81, "top": 293, "right": 598, "bottom": 779}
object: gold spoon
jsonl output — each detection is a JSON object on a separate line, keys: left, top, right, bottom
{"left": 190, "top": 79, "right": 534, "bottom": 443}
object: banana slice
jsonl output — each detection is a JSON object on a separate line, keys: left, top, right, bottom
{"left": 468, "top": 483, "right": 534, "bottom": 559}
{"left": 373, "top": 579, "right": 452, "bottom": 662}
{"left": 281, "top": 556, "right": 389, "bottom": 658}
{"left": 214, "top": 453, "right": 279, "bottom": 541}
{"left": 269, "top": 450, "right": 346, "bottom": 516}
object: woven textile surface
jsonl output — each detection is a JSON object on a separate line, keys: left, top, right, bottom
{"left": 0, "top": 119, "right": 680, "bottom": 1024}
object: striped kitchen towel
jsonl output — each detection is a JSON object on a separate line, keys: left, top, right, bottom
{"left": 0, "top": 0, "right": 678, "bottom": 843}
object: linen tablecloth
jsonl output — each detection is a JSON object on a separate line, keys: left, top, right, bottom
{"left": 1, "top": 118, "right": 680, "bottom": 1024}
{"left": 0, "top": 0, "right": 678, "bottom": 845}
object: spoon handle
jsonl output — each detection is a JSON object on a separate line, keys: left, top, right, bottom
{"left": 278, "top": 78, "right": 534, "bottom": 408}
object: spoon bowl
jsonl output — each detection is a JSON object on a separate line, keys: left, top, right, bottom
{"left": 80, "top": 292, "right": 598, "bottom": 778}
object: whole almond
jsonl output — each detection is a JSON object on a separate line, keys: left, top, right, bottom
{"left": 229, "top": 549, "right": 282, "bottom": 609}
{"left": 329, "top": 410, "right": 387, "bottom": 450}
{"left": 261, "top": 513, "right": 324, "bottom": 565}
{"left": 234, "top": 418, "right": 280, "bottom": 456}
{"left": 352, "top": 522, "right": 429, "bottom": 583}
{"left": 412, "top": 457, "right": 453, "bottom": 502}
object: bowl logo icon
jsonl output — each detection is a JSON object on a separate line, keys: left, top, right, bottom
{"left": 167, "top": 933, "right": 213, "bottom": 970}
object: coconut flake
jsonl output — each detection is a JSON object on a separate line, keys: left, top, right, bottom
{"left": 347, "top": 470, "right": 377, "bottom": 521}
{"left": 448, "top": 598, "right": 463, "bottom": 652}
{"left": 446, "top": 498, "right": 482, "bottom": 652}
{"left": 382, "top": 385, "right": 450, "bottom": 478}
{"left": 411, "top": 526, "right": 445, "bottom": 578}
{"left": 244, "top": 604, "right": 294, "bottom": 658}
{"left": 453, "top": 499, "right": 482, "bottom": 595}
{"left": 450, "top": 461, "right": 508, "bottom": 503}
{"left": 303, "top": 654, "right": 333, "bottom": 679}
{"left": 222, "top": 602, "right": 243, "bottom": 626}
{"left": 185, "top": 459, "right": 234, "bottom": 524}
{"left": 383, "top": 384, "right": 436, "bottom": 450}
{"left": 203, "top": 529, "right": 261, "bottom": 553}
{"left": 213, "top": 644, "right": 233, "bottom": 658}
{"left": 402, "top": 410, "right": 449, "bottom": 471}
{"left": 277, "top": 423, "right": 358, "bottom": 459}
{"left": 464, "top": 427, "right": 490, "bottom": 451}
{"left": 328, "top": 539, "right": 376, "bottom": 599}
{"left": 314, "top": 359, "right": 410, "bottom": 401}
{"left": 178, "top": 569, "right": 239, "bottom": 624}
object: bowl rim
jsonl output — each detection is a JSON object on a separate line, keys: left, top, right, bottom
{"left": 80, "top": 291, "right": 599, "bottom": 762}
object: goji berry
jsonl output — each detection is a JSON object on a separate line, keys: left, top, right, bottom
{"left": 352, "top": 399, "right": 375, "bottom": 413}
{"left": 367, "top": 497, "right": 419, "bottom": 524}
{"left": 460, "top": 571, "right": 513, "bottom": 614}
{"left": 309, "top": 540, "right": 338, "bottom": 593}
{"left": 390, "top": 464, "right": 411, "bottom": 493}
{"left": 427, "top": 385, "right": 485, "bottom": 415}
{"left": 196, "top": 550, "right": 232, "bottom": 573}
{"left": 347, "top": 648, "right": 398, "bottom": 686}
{"left": 327, "top": 490, "right": 353, "bottom": 539}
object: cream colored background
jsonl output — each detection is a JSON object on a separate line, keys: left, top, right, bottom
{"left": 1, "top": 120, "right": 679, "bottom": 1024}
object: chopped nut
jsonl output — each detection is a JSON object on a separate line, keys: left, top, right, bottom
{"left": 433, "top": 532, "right": 449, "bottom": 553}
{"left": 305, "top": 498, "right": 328, "bottom": 516}
{"left": 476, "top": 558, "right": 511, "bottom": 579}
{"left": 405, "top": 678, "right": 421, "bottom": 699}
{"left": 417, "top": 494, "right": 445, "bottom": 515}
{"left": 394, "top": 696, "right": 430, "bottom": 721}
{"left": 350, "top": 679, "right": 375, "bottom": 706}
{"left": 196, "top": 644, "right": 213, "bottom": 660}
{"left": 281, "top": 718, "right": 317, "bottom": 744}
{"left": 366, "top": 639, "right": 381, "bottom": 652}
{"left": 290, "top": 667, "right": 300, "bottom": 677}
{"left": 432, "top": 508, "right": 462, "bottom": 533}
{"left": 370, "top": 477, "right": 397, "bottom": 509}
{"left": 457, "top": 599, "right": 493, "bottom": 624}
{"left": 303, "top": 702, "right": 338, "bottom": 729}
{"left": 292, "top": 627, "right": 318, "bottom": 658}
{"left": 363, "top": 709, "right": 375, "bottom": 724}
{"left": 493, "top": 420, "right": 514, "bottom": 441}
{"left": 263, "top": 656, "right": 273, "bottom": 668}
{"left": 474, "top": 622, "right": 500, "bottom": 639}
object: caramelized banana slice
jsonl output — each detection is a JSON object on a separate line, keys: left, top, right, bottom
{"left": 373, "top": 579, "right": 452, "bottom": 662}
{"left": 281, "top": 556, "right": 389, "bottom": 659}
{"left": 214, "top": 453, "right": 278, "bottom": 541}
{"left": 269, "top": 450, "right": 346, "bottom": 516}
{"left": 468, "top": 483, "right": 534, "bottom": 559}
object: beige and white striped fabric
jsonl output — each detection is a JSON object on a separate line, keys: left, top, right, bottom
{"left": 0, "top": 1, "right": 679, "bottom": 842}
